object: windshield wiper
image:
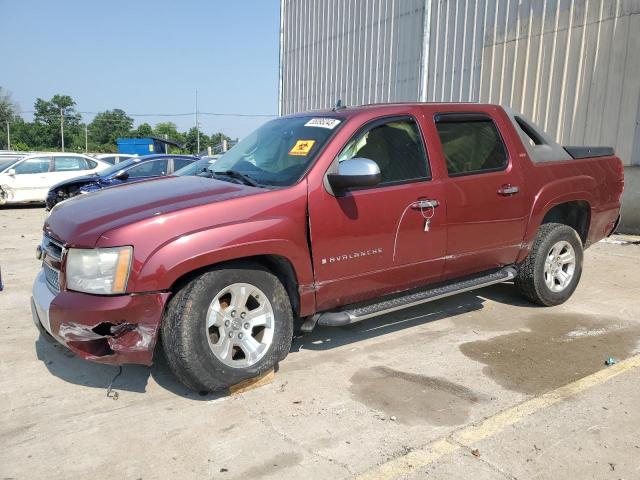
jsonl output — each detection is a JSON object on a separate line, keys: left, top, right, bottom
{"left": 212, "top": 170, "right": 260, "bottom": 187}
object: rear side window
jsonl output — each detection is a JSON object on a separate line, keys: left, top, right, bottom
{"left": 173, "top": 158, "right": 192, "bottom": 171}
{"left": 435, "top": 114, "right": 508, "bottom": 176}
{"left": 337, "top": 117, "right": 430, "bottom": 185}
{"left": 100, "top": 156, "right": 117, "bottom": 165}
{"left": 126, "top": 159, "right": 168, "bottom": 178}
{"left": 54, "top": 156, "right": 88, "bottom": 171}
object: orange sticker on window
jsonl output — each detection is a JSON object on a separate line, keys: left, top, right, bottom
{"left": 289, "top": 140, "right": 316, "bottom": 156}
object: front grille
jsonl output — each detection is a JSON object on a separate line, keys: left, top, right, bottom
{"left": 43, "top": 235, "right": 63, "bottom": 260}
{"left": 43, "top": 262, "right": 60, "bottom": 292}
{"left": 41, "top": 235, "right": 64, "bottom": 293}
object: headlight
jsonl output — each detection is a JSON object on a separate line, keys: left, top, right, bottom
{"left": 65, "top": 246, "right": 133, "bottom": 295}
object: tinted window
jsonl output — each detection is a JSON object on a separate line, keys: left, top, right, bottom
{"left": 126, "top": 159, "right": 168, "bottom": 178}
{"left": 54, "top": 156, "right": 88, "bottom": 171}
{"left": 86, "top": 159, "right": 97, "bottom": 169}
{"left": 435, "top": 116, "right": 508, "bottom": 176}
{"left": 14, "top": 157, "right": 50, "bottom": 174}
{"left": 100, "top": 156, "right": 117, "bottom": 165}
{"left": 173, "top": 158, "right": 192, "bottom": 171}
{"left": 337, "top": 118, "right": 429, "bottom": 184}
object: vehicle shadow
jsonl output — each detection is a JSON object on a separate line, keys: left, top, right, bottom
{"left": 0, "top": 203, "right": 45, "bottom": 210}
{"left": 34, "top": 336, "right": 224, "bottom": 400}
{"left": 291, "top": 291, "right": 487, "bottom": 352}
{"left": 34, "top": 284, "right": 526, "bottom": 398}
{"left": 476, "top": 281, "right": 544, "bottom": 308}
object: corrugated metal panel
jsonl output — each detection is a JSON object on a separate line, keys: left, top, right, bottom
{"left": 423, "top": 0, "right": 640, "bottom": 165}
{"left": 279, "top": 0, "right": 427, "bottom": 115}
{"left": 279, "top": 0, "right": 640, "bottom": 165}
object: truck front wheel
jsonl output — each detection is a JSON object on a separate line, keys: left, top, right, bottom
{"left": 515, "top": 223, "right": 584, "bottom": 306}
{"left": 161, "top": 262, "right": 293, "bottom": 392}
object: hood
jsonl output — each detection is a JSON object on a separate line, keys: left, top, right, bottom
{"left": 50, "top": 173, "right": 100, "bottom": 191}
{"left": 45, "top": 176, "right": 263, "bottom": 246}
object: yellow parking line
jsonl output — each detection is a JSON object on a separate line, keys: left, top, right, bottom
{"left": 356, "top": 354, "right": 640, "bottom": 480}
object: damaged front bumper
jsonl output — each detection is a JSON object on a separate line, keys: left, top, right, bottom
{"left": 31, "top": 270, "right": 170, "bottom": 365}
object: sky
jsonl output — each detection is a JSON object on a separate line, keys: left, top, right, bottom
{"left": 0, "top": 0, "right": 281, "bottom": 139}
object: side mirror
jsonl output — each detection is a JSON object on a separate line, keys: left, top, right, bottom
{"left": 7, "top": 168, "right": 16, "bottom": 177}
{"left": 327, "top": 158, "right": 381, "bottom": 194}
{"left": 114, "top": 170, "right": 129, "bottom": 180}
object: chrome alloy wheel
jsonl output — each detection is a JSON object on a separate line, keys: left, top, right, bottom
{"left": 543, "top": 240, "right": 576, "bottom": 293}
{"left": 206, "top": 283, "right": 275, "bottom": 368}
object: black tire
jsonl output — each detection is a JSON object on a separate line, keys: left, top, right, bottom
{"left": 515, "top": 222, "right": 584, "bottom": 306}
{"left": 161, "top": 261, "right": 293, "bottom": 392}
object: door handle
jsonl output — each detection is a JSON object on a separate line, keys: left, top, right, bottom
{"left": 412, "top": 199, "right": 440, "bottom": 209}
{"left": 498, "top": 184, "right": 519, "bottom": 196}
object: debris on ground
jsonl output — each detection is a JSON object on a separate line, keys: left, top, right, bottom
{"left": 106, "top": 366, "right": 123, "bottom": 400}
{"left": 471, "top": 448, "right": 481, "bottom": 457}
{"left": 390, "top": 415, "right": 397, "bottom": 421}
{"left": 604, "top": 357, "right": 619, "bottom": 366}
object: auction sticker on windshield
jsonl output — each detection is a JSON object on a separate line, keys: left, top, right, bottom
{"left": 304, "top": 118, "right": 341, "bottom": 129}
{"left": 289, "top": 140, "right": 316, "bottom": 156}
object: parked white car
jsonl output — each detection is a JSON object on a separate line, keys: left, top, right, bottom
{"left": 93, "top": 153, "right": 137, "bottom": 165}
{"left": 0, "top": 152, "right": 110, "bottom": 205}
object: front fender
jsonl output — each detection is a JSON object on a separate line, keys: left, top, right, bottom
{"left": 131, "top": 217, "right": 315, "bottom": 309}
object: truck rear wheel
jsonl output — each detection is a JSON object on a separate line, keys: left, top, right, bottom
{"left": 515, "top": 223, "right": 584, "bottom": 306}
{"left": 161, "top": 262, "right": 293, "bottom": 392}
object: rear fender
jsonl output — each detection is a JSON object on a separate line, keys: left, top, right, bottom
{"left": 517, "top": 176, "right": 595, "bottom": 262}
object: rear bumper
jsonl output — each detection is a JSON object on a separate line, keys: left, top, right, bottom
{"left": 31, "top": 270, "right": 171, "bottom": 365}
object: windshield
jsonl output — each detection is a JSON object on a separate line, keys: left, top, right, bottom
{"left": 211, "top": 116, "right": 342, "bottom": 186}
{"left": 0, "top": 157, "right": 23, "bottom": 172}
{"left": 174, "top": 157, "right": 214, "bottom": 176}
{"left": 99, "top": 157, "right": 143, "bottom": 177}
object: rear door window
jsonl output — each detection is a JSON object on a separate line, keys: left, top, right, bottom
{"left": 173, "top": 158, "right": 192, "bottom": 171}
{"left": 126, "top": 159, "right": 168, "bottom": 178}
{"left": 54, "top": 156, "right": 88, "bottom": 171}
{"left": 435, "top": 114, "right": 508, "bottom": 176}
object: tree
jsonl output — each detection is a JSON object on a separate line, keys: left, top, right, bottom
{"left": 134, "top": 122, "right": 153, "bottom": 137}
{"left": 33, "top": 94, "right": 82, "bottom": 150}
{"left": 0, "top": 87, "right": 20, "bottom": 149}
{"left": 209, "top": 132, "right": 233, "bottom": 153}
{"left": 184, "top": 127, "right": 211, "bottom": 154}
{"left": 87, "top": 109, "right": 133, "bottom": 149}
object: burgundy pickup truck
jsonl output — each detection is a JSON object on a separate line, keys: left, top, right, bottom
{"left": 31, "top": 103, "right": 624, "bottom": 392}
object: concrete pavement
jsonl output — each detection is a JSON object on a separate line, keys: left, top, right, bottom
{"left": 1, "top": 206, "right": 639, "bottom": 479}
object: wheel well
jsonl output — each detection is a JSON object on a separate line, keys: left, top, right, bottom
{"left": 168, "top": 255, "right": 301, "bottom": 316}
{"left": 541, "top": 201, "right": 590, "bottom": 244}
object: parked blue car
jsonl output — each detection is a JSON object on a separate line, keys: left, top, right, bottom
{"left": 45, "top": 154, "right": 197, "bottom": 210}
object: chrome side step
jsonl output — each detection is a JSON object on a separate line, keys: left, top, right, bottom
{"left": 315, "top": 266, "right": 517, "bottom": 327}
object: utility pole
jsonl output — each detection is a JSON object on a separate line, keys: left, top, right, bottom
{"left": 60, "top": 108, "right": 65, "bottom": 152}
{"left": 6, "top": 121, "right": 10, "bottom": 150}
{"left": 195, "top": 89, "right": 200, "bottom": 153}
{"left": 84, "top": 125, "right": 88, "bottom": 153}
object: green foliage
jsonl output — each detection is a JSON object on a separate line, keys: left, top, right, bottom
{"left": 88, "top": 109, "right": 133, "bottom": 150}
{"left": 134, "top": 123, "right": 153, "bottom": 137}
{"left": 33, "top": 94, "right": 82, "bottom": 150}
{"left": 184, "top": 127, "right": 211, "bottom": 154}
{"left": 12, "top": 142, "right": 30, "bottom": 151}
{"left": 1, "top": 88, "right": 232, "bottom": 154}
{"left": 0, "top": 87, "right": 20, "bottom": 149}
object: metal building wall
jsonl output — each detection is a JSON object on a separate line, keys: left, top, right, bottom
{"left": 421, "top": 0, "right": 640, "bottom": 166}
{"left": 279, "top": 0, "right": 427, "bottom": 115}
{"left": 279, "top": 0, "right": 640, "bottom": 165}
